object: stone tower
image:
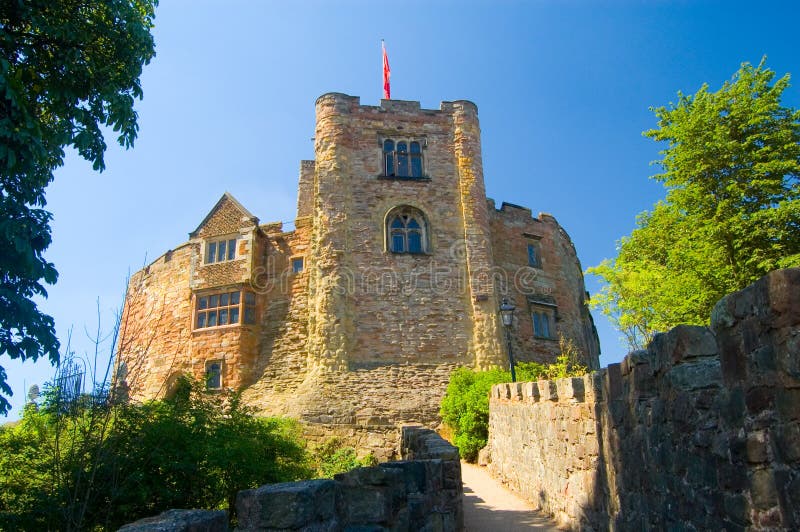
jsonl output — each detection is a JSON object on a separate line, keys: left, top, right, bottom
{"left": 118, "top": 94, "right": 600, "bottom": 459}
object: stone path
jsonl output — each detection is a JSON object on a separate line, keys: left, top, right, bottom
{"left": 461, "top": 462, "right": 560, "bottom": 531}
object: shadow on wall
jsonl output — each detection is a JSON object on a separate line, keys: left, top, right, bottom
{"left": 488, "top": 268, "right": 800, "bottom": 531}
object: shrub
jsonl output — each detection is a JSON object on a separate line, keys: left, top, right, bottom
{"left": 311, "top": 437, "right": 378, "bottom": 478}
{"left": 0, "top": 376, "right": 313, "bottom": 531}
{"left": 440, "top": 334, "right": 588, "bottom": 462}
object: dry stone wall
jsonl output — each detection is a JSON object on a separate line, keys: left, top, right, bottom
{"left": 119, "top": 427, "right": 463, "bottom": 532}
{"left": 488, "top": 268, "right": 800, "bottom": 530}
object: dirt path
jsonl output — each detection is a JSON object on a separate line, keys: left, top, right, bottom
{"left": 461, "top": 461, "right": 560, "bottom": 531}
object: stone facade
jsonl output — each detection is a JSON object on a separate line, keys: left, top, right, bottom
{"left": 119, "top": 93, "right": 600, "bottom": 458}
{"left": 487, "top": 268, "right": 800, "bottom": 530}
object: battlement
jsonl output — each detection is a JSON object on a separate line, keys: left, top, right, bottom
{"left": 314, "top": 92, "right": 478, "bottom": 116}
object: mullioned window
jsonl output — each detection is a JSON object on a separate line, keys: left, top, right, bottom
{"left": 195, "top": 289, "right": 256, "bottom": 329}
{"left": 383, "top": 139, "right": 424, "bottom": 178}
{"left": 205, "top": 237, "right": 237, "bottom": 264}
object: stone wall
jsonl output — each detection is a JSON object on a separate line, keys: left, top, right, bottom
{"left": 119, "top": 426, "right": 463, "bottom": 532}
{"left": 488, "top": 269, "right": 800, "bottom": 530}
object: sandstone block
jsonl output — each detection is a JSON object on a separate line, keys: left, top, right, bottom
{"left": 650, "top": 325, "right": 718, "bottom": 372}
{"left": 750, "top": 469, "right": 779, "bottom": 510}
{"left": 775, "top": 422, "right": 800, "bottom": 463}
{"left": 776, "top": 387, "right": 800, "bottom": 421}
{"left": 556, "top": 377, "right": 585, "bottom": 402}
{"left": 666, "top": 359, "right": 722, "bottom": 391}
{"left": 765, "top": 268, "right": 800, "bottom": 327}
{"left": 538, "top": 380, "right": 557, "bottom": 401}
{"left": 523, "top": 381, "right": 539, "bottom": 402}
{"left": 746, "top": 431, "right": 769, "bottom": 464}
{"left": 511, "top": 382, "right": 523, "bottom": 400}
{"left": 118, "top": 509, "right": 228, "bottom": 532}
{"left": 236, "top": 479, "right": 337, "bottom": 530}
{"left": 604, "top": 363, "right": 622, "bottom": 401}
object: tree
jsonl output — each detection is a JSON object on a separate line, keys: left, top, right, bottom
{"left": 0, "top": 0, "right": 158, "bottom": 414}
{"left": 589, "top": 59, "right": 800, "bottom": 349}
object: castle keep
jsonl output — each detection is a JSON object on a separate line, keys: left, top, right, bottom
{"left": 119, "top": 93, "right": 600, "bottom": 457}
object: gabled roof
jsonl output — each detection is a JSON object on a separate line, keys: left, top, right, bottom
{"left": 189, "top": 192, "right": 259, "bottom": 238}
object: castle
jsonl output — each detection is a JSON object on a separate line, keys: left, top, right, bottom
{"left": 118, "top": 93, "right": 600, "bottom": 457}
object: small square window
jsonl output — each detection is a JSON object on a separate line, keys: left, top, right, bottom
{"left": 527, "top": 243, "right": 541, "bottom": 268}
{"left": 292, "top": 257, "right": 304, "bottom": 273}
{"left": 531, "top": 305, "right": 555, "bottom": 339}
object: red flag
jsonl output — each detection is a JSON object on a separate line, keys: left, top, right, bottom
{"left": 382, "top": 40, "right": 391, "bottom": 100}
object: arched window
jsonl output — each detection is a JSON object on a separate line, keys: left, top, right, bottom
{"left": 386, "top": 206, "right": 428, "bottom": 254}
{"left": 383, "top": 138, "right": 424, "bottom": 178}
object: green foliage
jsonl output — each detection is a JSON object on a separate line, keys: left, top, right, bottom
{"left": 0, "top": 0, "right": 158, "bottom": 414}
{"left": 0, "top": 377, "right": 312, "bottom": 531}
{"left": 440, "top": 336, "right": 588, "bottom": 463}
{"left": 311, "top": 437, "right": 378, "bottom": 478}
{"left": 440, "top": 366, "right": 506, "bottom": 462}
{"left": 589, "top": 58, "right": 800, "bottom": 349}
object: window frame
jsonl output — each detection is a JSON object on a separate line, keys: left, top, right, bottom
{"left": 204, "top": 235, "right": 239, "bottom": 265}
{"left": 530, "top": 301, "right": 557, "bottom": 340}
{"left": 205, "top": 360, "right": 223, "bottom": 390}
{"left": 527, "top": 242, "right": 542, "bottom": 268}
{"left": 291, "top": 257, "right": 305, "bottom": 274}
{"left": 194, "top": 288, "right": 257, "bottom": 330}
{"left": 382, "top": 137, "right": 426, "bottom": 179}
{"left": 385, "top": 206, "right": 430, "bottom": 255}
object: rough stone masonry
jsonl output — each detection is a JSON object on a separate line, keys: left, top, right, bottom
{"left": 118, "top": 93, "right": 600, "bottom": 458}
{"left": 488, "top": 268, "right": 800, "bottom": 530}
{"left": 119, "top": 427, "right": 463, "bottom": 532}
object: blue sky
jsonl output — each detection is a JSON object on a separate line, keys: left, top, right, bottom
{"left": 5, "top": 0, "right": 800, "bottom": 417}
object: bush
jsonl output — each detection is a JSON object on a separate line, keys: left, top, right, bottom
{"left": 311, "top": 437, "right": 378, "bottom": 478}
{"left": 440, "top": 335, "right": 588, "bottom": 462}
{"left": 0, "top": 376, "right": 313, "bottom": 531}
